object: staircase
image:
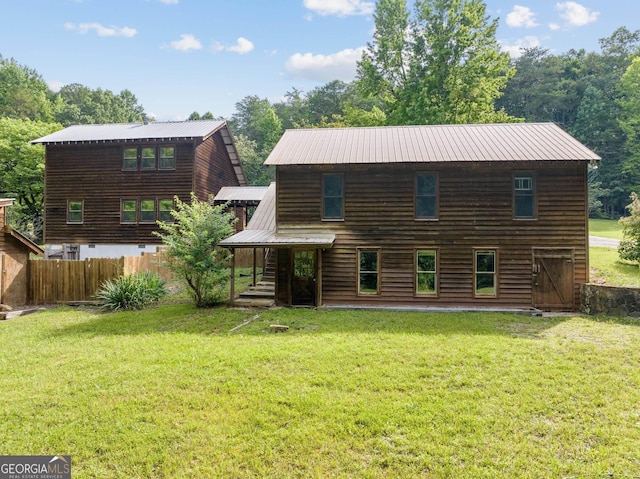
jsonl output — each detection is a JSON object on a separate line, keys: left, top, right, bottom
{"left": 235, "top": 250, "right": 275, "bottom": 307}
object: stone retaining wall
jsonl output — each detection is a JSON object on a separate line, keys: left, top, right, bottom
{"left": 581, "top": 283, "right": 640, "bottom": 317}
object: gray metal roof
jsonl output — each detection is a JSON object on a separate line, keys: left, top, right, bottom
{"left": 214, "top": 186, "right": 269, "bottom": 204}
{"left": 264, "top": 123, "right": 601, "bottom": 166}
{"left": 246, "top": 183, "right": 275, "bottom": 231}
{"left": 219, "top": 229, "right": 335, "bottom": 248}
{"left": 31, "top": 119, "right": 227, "bottom": 144}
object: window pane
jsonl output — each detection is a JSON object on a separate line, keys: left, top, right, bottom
{"left": 358, "top": 250, "right": 379, "bottom": 294}
{"left": 122, "top": 200, "right": 137, "bottom": 223}
{"left": 417, "top": 250, "right": 436, "bottom": 272}
{"left": 416, "top": 250, "right": 436, "bottom": 294}
{"left": 417, "top": 174, "right": 436, "bottom": 195}
{"left": 416, "top": 196, "right": 436, "bottom": 218}
{"left": 141, "top": 147, "right": 156, "bottom": 169}
{"left": 416, "top": 174, "right": 437, "bottom": 219}
{"left": 68, "top": 200, "right": 83, "bottom": 223}
{"left": 514, "top": 174, "right": 535, "bottom": 218}
{"left": 123, "top": 148, "right": 137, "bottom": 170}
{"left": 475, "top": 250, "right": 496, "bottom": 296}
{"left": 323, "top": 174, "right": 343, "bottom": 219}
{"left": 417, "top": 273, "right": 436, "bottom": 294}
{"left": 476, "top": 251, "right": 495, "bottom": 273}
{"left": 515, "top": 196, "right": 534, "bottom": 218}
{"left": 159, "top": 146, "right": 175, "bottom": 169}
{"left": 476, "top": 273, "right": 496, "bottom": 295}
{"left": 158, "top": 199, "right": 174, "bottom": 222}
{"left": 140, "top": 199, "right": 155, "bottom": 223}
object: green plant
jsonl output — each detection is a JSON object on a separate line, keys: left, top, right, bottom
{"left": 96, "top": 271, "right": 167, "bottom": 311}
{"left": 618, "top": 192, "right": 640, "bottom": 263}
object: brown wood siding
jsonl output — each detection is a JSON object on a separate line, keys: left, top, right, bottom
{"left": 44, "top": 141, "right": 196, "bottom": 244}
{"left": 276, "top": 162, "right": 588, "bottom": 309}
{"left": 193, "top": 131, "right": 240, "bottom": 201}
{"left": 0, "top": 234, "right": 31, "bottom": 306}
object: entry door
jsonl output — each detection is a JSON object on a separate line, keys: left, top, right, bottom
{"left": 533, "top": 249, "right": 574, "bottom": 310}
{"left": 292, "top": 249, "right": 316, "bottom": 306}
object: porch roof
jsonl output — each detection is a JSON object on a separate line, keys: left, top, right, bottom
{"left": 219, "top": 229, "right": 335, "bottom": 248}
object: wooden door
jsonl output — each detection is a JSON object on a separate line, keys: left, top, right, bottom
{"left": 292, "top": 249, "right": 316, "bottom": 306}
{"left": 0, "top": 253, "right": 3, "bottom": 304}
{"left": 533, "top": 249, "right": 574, "bottom": 310}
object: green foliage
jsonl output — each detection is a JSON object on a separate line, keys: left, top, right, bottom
{"left": 96, "top": 271, "right": 167, "bottom": 311}
{"left": 357, "top": 0, "right": 516, "bottom": 125}
{"left": 0, "top": 117, "right": 62, "bottom": 241}
{"left": 234, "top": 134, "right": 274, "bottom": 186}
{"left": 618, "top": 192, "right": 640, "bottom": 263}
{"left": 154, "top": 193, "right": 236, "bottom": 307}
{"left": 0, "top": 55, "right": 53, "bottom": 121}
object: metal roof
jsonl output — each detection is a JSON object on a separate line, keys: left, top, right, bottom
{"left": 214, "top": 186, "right": 269, "bottom": 204}
{"left": 219, "top": 229, "right": 335, "bottom": 248}
{"left": 31, "top": 119, "right": 228, "bottom": 145}
{"left": 246, "top": 183, "right": 275, "bottom": 231}
{"left": 264, "top": 123, "right": 601, "bottom": 166}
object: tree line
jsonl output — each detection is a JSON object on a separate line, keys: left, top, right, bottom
{"left": 1, "top": 0, "right": 639, "bottom": 243}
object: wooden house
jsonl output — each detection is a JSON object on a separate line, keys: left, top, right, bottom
{"left": 0, "top": 199, "right": 44, "bottom": 307}
{"left": 32, "top": 120, "right": 247, "bottom": 259}
{"left": 221, "top": 123, "right": 600, "bottom": 311}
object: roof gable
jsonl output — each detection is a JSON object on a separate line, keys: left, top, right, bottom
{"left": 264, "top": 123, "right": 601, "bottom": 166}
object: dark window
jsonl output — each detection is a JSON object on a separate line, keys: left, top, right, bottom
{"left": 123, "top": 147, "right": 138, "bottom": 170}
{"left": 416, "top": 249, "right": 437, "bottom": 295}
{"left": 67, "top": 200, "right": 83, "bottom": 224}
{"left": 159, "top": 146, "right": 175, "bottom": 169}
{"left": 158, "top": 199, "right": 174, "bottom": 222}
{"left": 358, "top": 249, "right": 380, "bottom": 295}
{"left": 140, "top": 199, "right": 156, "bottom": 223}
{"left": 416, "top": 173, "right": 438, "bottom": 219}
{"left": 121, "top": 200, "right": 137, "bottom": 223}
{"left": 514, "top": 173, "right": 535, "bottom": 218}
{"left": 323, "top": 174, "right": 344, "bottom": 220}
{"left": 141, "top": 147, "right": 156, "bottom": 170}
{"left": 475, "top": 250, "right": 497, "bottom": 297}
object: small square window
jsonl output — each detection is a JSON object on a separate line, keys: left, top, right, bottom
{"left": 159, "top": 146, "right": 175, "bottom": 169}
{"left": 358, "top": 249, "right": 380, "bottom": 295}
{"left": 123, "top": 148, "right": 138, "bottom": 170}
{"left": 158, "top": 199, "right": 174, "bottom": 222}
{"left": 416, "top": 249, "right": 437, "bottom": 295}
{"left": 141, "top": 147, "right": 157, "bottom": 170}
{"left": 121, "top": 200, "right": 137, "bottom": 223}
{"left": 140, "top": 199, "right": 155, "bottom": 223}
{"left": 67, "top": 200, "right": 83, "bottom": 224}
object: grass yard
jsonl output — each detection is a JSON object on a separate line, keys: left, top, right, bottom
{"left": 2, "top": 306, "right": 640, "bottom": 478}
{"left": 590, "top": 246, "right": 640, "bottom": 287}
{"left": 589, "top": 218, "right": 624, "bottom": 239}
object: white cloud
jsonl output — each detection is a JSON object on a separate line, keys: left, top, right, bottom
{"left": 549, "top": 23, "right": 561, "bottom": 31}
{"left": 48, "top": 80, "right": 65, "bottom": 92}
{"left": 555, "top": 2, "right": 599, "bottom": 27}
{"left": 64, "top": 22, "right": 137, "bottom": 38}
{"left": 506, "top": 6, "right": 537, "bottom": 28}
{"left": 227, "top": 37, "right": 254, "bottom": 54}
{"left": 158, "top": 0, "right": 179, "bottom": 3}
{"left": 285, "top": 47, "right": 365, "bottom": 82}
{"left": 500, "top": 36, "right": 541, "bottom": 58}
{"left": 303, "top": 0, "right": 374, "bottom": 17}
{"left": 169, "top": 34, "right": 202, "bottom": 52}
{"left": 213, "top": 37, "right": 255, "bottom": 55}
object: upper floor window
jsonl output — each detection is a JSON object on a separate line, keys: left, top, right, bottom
{"left": 475, "top": 249, "right": 497, "bottom": 297}
{"left": 416, "top": 249, "right": 437, "bottom": 295}
{"left": 123, "top": 148, "right": 138, "bottom": 171}
{"left": 141, "top": 147, "right": 156, "bottom": 170}
{"left": 514, "top": 173, "right": 535, "bottom": 219}
{"left": 323, "top": 174, "right": 344, "bottom": 220}
{"left": 416, "top": 173, "right": 438, "bottom": 219}
{"left": 67, "top": 200, "right": 83, "bottom": 224}
{"left": 358, "top": 248, "right": 380, "bottom": 295}
{"left": 122, "top": 146, "right": 175, "bottom": 171}
{"left": 159, "top": 147, "right": 176, "bottom": 169}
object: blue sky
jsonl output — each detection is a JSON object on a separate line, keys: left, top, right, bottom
{"left": 0, "top": 0, "right": 636, "bottom": 121}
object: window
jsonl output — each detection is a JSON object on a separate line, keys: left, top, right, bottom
{"left": 416, "top": 173, "right": 438, "bottom": 219}
{"left": 416, "top": 249, "right": 437, "bottom": 295}
{"left": 123, "top": 147, "right": 138, "bottom": 170}
{"left": 514, "top": 173, "right": 535, "bottom": 218}
{"left": 323, "top": 174, "right": 344, "bottom": 220}
{"left": 475, "top": 249, "right": 497, "bottom": 297}
{"left": 358, "top": 249, "right": 380, "bottom": 295}
{"left": 121, "top": 200, "right": 137, "bottom": 223}
{"left": 141, "top": 147, "right": 156, "bottom": 170}
{"left": 159, "top": 146, "right": 175, "bottom": 169}
{"left": 67, "top": 200, "right": 83, "bottom": 224}
{"left": 158, "top": 199, "right": 174, "bottom": 222}
{"left": 140, "top": 199, "right": 156, "bottom": 223}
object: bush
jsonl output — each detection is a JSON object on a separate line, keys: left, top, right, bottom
{"left": 618, "top": 192, "right": 640, "bottom": 264}
{"left": 96, "top": 271, "right": 167, "bottom": 311}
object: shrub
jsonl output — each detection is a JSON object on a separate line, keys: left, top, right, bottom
{"left": 618, "top": 192, "right": 640, "bottom": 264}
{"left": 96, "top": 271, "right": 167, "bottom": 311}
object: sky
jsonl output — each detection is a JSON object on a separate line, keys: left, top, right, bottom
{"left": 0, "top": 0, "right": 637, "bottom": 121}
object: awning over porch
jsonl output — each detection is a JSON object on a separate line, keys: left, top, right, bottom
{"left": 219, "top": 229, "right": 335, "bottom": 248}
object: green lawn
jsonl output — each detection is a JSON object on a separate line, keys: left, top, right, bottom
{"left": 590, "top": 246, "right": 640, "bottom": 287}
{"left": 589, "top": 218, "right": 624, "bottom": 239}
{"left": 2, "top": 306, "right": 640, "bottom": 478}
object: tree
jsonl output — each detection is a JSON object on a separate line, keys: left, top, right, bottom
{"left": 234, "top": 134, "right": 274, "bottom": 186}
{"left": 154, "top": 193, "right": 237, "bottom": 307}
{"left": 617, "top": 56, "right": 640, "bottom": 195}
{"left": 357, "top": 0, "right": 515, "bottom": 125}
{"left": 0, "top": 55, "right": 53, "bottom": 121}
{"left": 0, "top": 118, "right": 62, "bottom": 241}
{"left": 618, "top": 192, "right": 640, "bottom": 264}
